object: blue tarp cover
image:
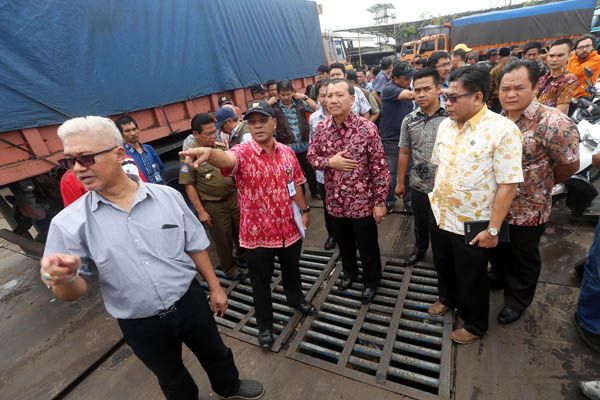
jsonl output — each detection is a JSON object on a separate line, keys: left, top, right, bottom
{"left": 0, "top": 0, "right": 325, "bottom": 132}
{"left": 452, "top": 0, "right": 596, "bottom": 27}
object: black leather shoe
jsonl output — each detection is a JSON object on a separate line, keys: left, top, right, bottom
{"left": 295, "top": 301, "right": 318, "bottom": 316}
{"left": 324, "top": 236, "right": 336, "bottom": 250}
{"left": 338, "top": 275, "right": 353, "bottom": 291}
{"left": 497, "top": 306, "right": 522, "bottom": 324}
{"left": 404, "top": 252, "right": 424, "bottom": 266}
{"left": 361, "top": 287, "right": 376, "bottom": 304}
{"left": 258, "top": 330, "right": 274, "bottom": 351}
{"left": 227, "top": 271, "right": 247, "bottom": 281}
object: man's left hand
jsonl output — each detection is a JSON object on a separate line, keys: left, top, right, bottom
{"left": 293, "top": 93, "right": 306, "bottom": 100}
{"left": 302, "top": 213, "right": 310, "bottom": 230}
{"left": 209, "top": 286, "right": 228, "bottom": 317}
{"left": 469, "top": 230, "right": 499, "bottom": 248}
{"left": 373, "top": 206, "right": 386, "bottom": 224}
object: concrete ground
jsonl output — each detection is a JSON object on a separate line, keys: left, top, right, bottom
{"left": 0, "top": 195, "right": 598, "bottom": 400}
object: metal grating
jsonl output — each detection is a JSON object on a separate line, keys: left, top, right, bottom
{"left": 286, "top": 259, "right": 453, "bottom": 399}
{"left": 199, "top": 248, "right": 338, "bottom": 352}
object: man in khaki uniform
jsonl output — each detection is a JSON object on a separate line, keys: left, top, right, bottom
{"left": 179, "top": 113, "right": 246, "bottom": 280}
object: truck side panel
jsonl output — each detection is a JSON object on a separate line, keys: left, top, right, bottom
{"left": 450, "top": 0, "right": 596, "bottom": 48}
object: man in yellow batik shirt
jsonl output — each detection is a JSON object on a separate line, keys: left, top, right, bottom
{"left": 427, "top": 66, "right": 523, "bottom": 345}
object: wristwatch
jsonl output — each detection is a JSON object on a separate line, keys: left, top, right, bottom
{"left": 487, "top": 227, "right": 499, "bottom": 237}
{"left": 300, "top": 206, "right": 311, "bottom": 215}
{"left": 303, "top": 95, "right": 308, "bottom": 100}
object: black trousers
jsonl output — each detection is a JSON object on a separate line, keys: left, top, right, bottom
{"left": 296, "top": 151, "right": 318, "bottom": 196}
{"left": 117, "top": 280, "right": 240, "bottom": 399}
{"left": 430, "top": 224, "right": 490, "bottom": 336}
{"left": 411, "top": 187, "right": 433, "bottom": 254}
{"left": 318, "top": 182, "right": 335, "bottom": 238}
{"left": 246, "top": 239, "right": 305, "bottom": 331}
{"left": 489, "top": 224, "right": 546, "bottom": 312}
{"left": 332, "top": 215, "right": 382, "bottom": 289}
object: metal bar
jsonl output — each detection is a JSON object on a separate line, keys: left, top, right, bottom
{"left": 387, "top": 364, "right": 440, "bottom": 389}
{"left": 317, "top": 311, "right": 356, "bottom": 327}
{"left": 404, "top": 299, "right": 434, "bottom": 311}
{"left": 0, "top": 137, "right": 61, "bottom": 168}
{"left": 438, "top": 311, "right": 454, "bottom": 400}
{"left": 305, "top": 330, "right": 346, "bottom": 348}
{"left": 410, "top": 275, "right": 439, "bottom": 286}
{"left": 326, "top": 293, "right": 363, "bottom": 307}
{"left": 300, "top": 341, "right": 341, "bottom": 360}
{"left": 368, "top": 303, "right": 395, "bottom": 314}
{"left": 402, "top": 309, "right": 444, "bottom": 323}
{"left": 399, "top": 318, "right": 444, "bottom": 334}
{"left": 311, "top": 320, "right": 352, "bottom": 336}
{"left": 398, "top": 329, "right": 443, "bottom": 345}
{"left": 406, "top": 291, "right": 438, "bottom": 302}
{"left": 408, "top": 283, "right": 439, "bottom": 294}
{"left": 353, "top": 344, "right": 440, "bottom": 373}
{"left": 394, "top": 341, "right": 442, "bottom": 360}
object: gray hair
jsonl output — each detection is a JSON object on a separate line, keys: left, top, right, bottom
{"left": 57, "top": 116, "right": 123, "bottom": 147}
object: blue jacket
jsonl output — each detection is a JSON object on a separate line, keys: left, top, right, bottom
{"left": 124, "top": 143, "right": 165, "bottom": 184}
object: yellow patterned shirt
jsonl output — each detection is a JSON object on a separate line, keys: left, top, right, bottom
{"left": 429, "top": 106, "right": 523, "bottom": 235}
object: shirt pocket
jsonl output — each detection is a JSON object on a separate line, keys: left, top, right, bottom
{"left": 150, "top": 226, "right": 183, "bottom": 259}
{"left": 457, "top": 150, "right": 488, "bottom": 189}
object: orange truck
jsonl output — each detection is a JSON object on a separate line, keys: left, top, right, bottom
{"left": 400, "top": 0, "right": 596, "bottom": 60}
{"left": 0, "top": 0, "right": 325, "bottom": 247}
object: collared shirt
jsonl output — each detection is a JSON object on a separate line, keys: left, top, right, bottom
{"left": 44, "top": 176, "right": 210, "bottom": 319}
{"left": 363, "top": 81, "right": 374, "bottom": 92}
{"left": 309, "top": 106, "right": 328, "bottom": 184}
{"left": 352, "top": 87, "right": 371, "bottom": 116}
{"left": 380, "top": 81, "right": 414, "bottom": 142}
{"left": 178, "top": 139, "right": 236, "bottom": 202}
{"left": 489, "top": 59, "right": 511, "bottom": 99}
{"left": 307, "top": 113, "right": 390, "bottom": 219}
{"left": 372, "top": 70, "right": 391, "bottom": 94}
{"left": 227, "top": 139, "right": 306, "bottom": 249}
{"left": 429, "top": 106, "right": 524, "bottom": 235}
{"left": 278, "top": 99, "right": 310, "bottom": 154}
{"left": 124, "top": 143, "right": 165, "bottom": 184}
{"left": 535, "top": 69, "right": 578, "bottom": 107}
{"left": 502, "top": 98, "right": 579, "bottom": 226}
{"left": 398, "top": 102, "right": 448, "bottom": 193}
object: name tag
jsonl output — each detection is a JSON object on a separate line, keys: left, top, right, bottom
{"left": 287, "top": 181, "right": 296, "bottom": 197}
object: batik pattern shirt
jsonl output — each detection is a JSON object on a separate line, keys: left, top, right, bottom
{"left": 307, "top": 113, "right": 390, "bottom": 219}
{"left": 398, "top": 103, "right": 448, "bottom": 193}
{"left": 309, "top": 107, "right": 328, "bottom": 184}
{"left": 429, "top": 106, "right": 524, "bottom": 235}
{"left": 502, "top": 98, "right": 579, "bottom": 226}
{"left": 536, "top": 70, "right": 578, "bottom": 107}
{"left": 227, "top": 139, "right": 306, "bottom": 249}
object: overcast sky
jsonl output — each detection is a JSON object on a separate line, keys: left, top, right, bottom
{"left": 319, "top": 0, "right": 527, "bottom": 31}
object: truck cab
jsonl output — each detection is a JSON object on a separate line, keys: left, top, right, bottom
{"left": 417, "top": 34, "right": 449, "bottom": 59}
{"left": 399, "top": 40, "right": 419, "bottom": 62}
{"left": 323, "top": 34, "right": 349, "bottom": 65}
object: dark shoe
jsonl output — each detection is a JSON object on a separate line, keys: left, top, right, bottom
{"left": 404, "top": 252, "right": 424, "bottom": 266}
{"left": 227, "top": 271, "right": 248, "bottom": 281}
{"left": 574, "top": 312, "right": 600, "bottom": 353}
{"left": 338, "top": 275, "right": 353, "bottom": 291}
{"left": 294, "top": 301, "right": 318, "bottom": 316}
{"left": 497, "top": 306, "right": 522, "bottom": 325}
{"left": 404, "top": 201, "right": 413, "bottom": 214}
{"left": 324, "top": 236, "right": 336, "bottom": 250}
{"left": 386, "top": 203, "right": 395, "bottom": 214}
{"left": 258, "top": 330, "right": 274, "bottom": 351}
{"left": 361, "top": 287, "right": 376, "bottom": 304}
{"left": 221, "top": 379, "right": 265, "bottom": 399}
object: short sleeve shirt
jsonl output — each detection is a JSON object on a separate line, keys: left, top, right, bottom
{"left": 372, "top": 70, "right": 391, "bottom": 94}
{"left": 429, "top": 106, "right": 524, "bottom": 235}
{"left": 536, "top": 70, "right": 578, "bottom": 107}
{"left": 380, "top": 82, "right": 414, "bottom": 142}
{"left": 278, "top": 99, "right": 310, "bottom": 153}
{"left": 502, "top": 99, "right": 579, "bottom": 225}
{"left": 352, "top": 87, "right": 371, "bottom": 116}
{"left": 178, "top": 140, "right": 236, "bottom": 201}
{"left": 44, "top": 177, "right": 210, "bottom": 319}
{"left": 398, "top": 103, "right": 448, "bottom": 193}
{"left": 228, "top": 139, "right": 306, "bottom": 249}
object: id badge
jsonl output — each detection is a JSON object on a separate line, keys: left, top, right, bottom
{"left": 287, "top": 181, "right": 296, "bottom": 197}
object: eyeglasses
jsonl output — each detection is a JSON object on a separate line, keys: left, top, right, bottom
{"left": 435, "top": 62, "right": 452, "bottom": 69}
{"left": 576, "top": 44, "right": 593, "bottom": 50}
{"left": 58, "top": 146, "right": 117, "bottom": 169}
{"left": 442, "top": 92, "right": 475, "bottom": 103}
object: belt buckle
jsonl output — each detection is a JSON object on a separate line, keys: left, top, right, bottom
{"left": 158, "top": 304, "right": 177, "bottom": 318}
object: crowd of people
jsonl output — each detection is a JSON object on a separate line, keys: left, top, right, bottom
{"left": 38, "top": 34, "right": 600, "bottom": 399}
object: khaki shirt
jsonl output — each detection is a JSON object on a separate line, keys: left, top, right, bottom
{"left": 178, "top": 140, "right": 236, "bottom": 201}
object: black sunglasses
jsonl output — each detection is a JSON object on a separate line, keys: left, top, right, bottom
{"left": 58, "top": 146, "right": 117, "bottom": 169}
{"left": 442, "top": 92, "right": 475, "bottom": 103}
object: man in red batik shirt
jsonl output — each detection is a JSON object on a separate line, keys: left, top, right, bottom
{"left": 307, "top": 78, "right": 390, "bottom": 304}
{"left": 180, "top": 100, "right": 317, "bottom": 351}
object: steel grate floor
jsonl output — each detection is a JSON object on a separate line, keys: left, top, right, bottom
{"left": 285, "top": 259, "right": 453, "bottom": 399}
{"left": 199, "top": 248, "right": 338, "bottom": 352}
